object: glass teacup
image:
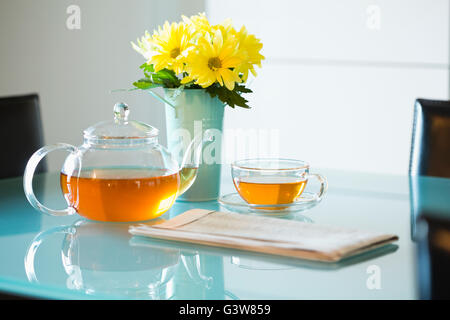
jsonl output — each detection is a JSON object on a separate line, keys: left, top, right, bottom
{"left": 231, "top": 159, "right": 327, "bottom": 206}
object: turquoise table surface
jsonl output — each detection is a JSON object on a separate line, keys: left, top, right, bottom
{"left": 0, "top": 168, "right": 448, "bottom": 300}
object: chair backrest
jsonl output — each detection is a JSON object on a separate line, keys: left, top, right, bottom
{"left": 0, "top": 93, "right": 47, "bottom": 179}
{"left": 409, "top": 99, "right": 450, "bottom": 178}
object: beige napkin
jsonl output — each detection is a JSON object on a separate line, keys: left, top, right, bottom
{"left": 129, "top": 209, "right": 398, "bottom": 262}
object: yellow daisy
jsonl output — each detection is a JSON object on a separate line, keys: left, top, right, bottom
{"left": 131, "top": 30, "right": 157, "bottom": 61}
{"left": 182, "top": 12, "right": 211, "bottom": 35}
{"left": 182, "top": 29, "right": 242, "bottom": 90}
{"left": 150, "top": 21, "right": 194, "bottom": 74}
{"left": 182, "top": 12, "right": 234, "bottom": 42}
{"left": 235, "top": 26, "right": 265, "bottom": 81}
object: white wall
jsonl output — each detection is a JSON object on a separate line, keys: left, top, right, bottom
{"left": 0, "top": 0, "right": 204, "bottom": 171}
{"left": 1, "top": 0, "right": 448, "bottom": 175}
{"left": 207, "top": 0, "right": 450, "bottom": 175}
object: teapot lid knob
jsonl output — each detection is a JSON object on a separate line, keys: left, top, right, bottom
{"left": 114, "top": 102, "right": 130, "bottom": 122}
{"left": 83, "top": 101, "right": 158, "bottom": 142}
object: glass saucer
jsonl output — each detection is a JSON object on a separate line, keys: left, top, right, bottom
{"left": 218, "top": 191, "right": 322, "bottom": 216}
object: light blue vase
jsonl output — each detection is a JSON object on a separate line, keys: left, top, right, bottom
{"left": 164, "top": 88, "right": 224, "bottom": 201}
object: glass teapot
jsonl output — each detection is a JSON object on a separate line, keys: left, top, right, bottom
{"left": 24, "top": 102, "right": 205, "bottom": 222}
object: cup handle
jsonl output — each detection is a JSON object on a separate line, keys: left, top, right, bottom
{"left": 23, "top": 143, "right": 78, "bottom": 216}
{"left": 308, "top": 173, "right": 328, "bottom": 201}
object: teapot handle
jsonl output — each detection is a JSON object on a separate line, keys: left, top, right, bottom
{"left": 23, "top": 143, "right": 78, "bottom": 216}
{"left": 24, "top": 225, "right": 75, "bottom": 283}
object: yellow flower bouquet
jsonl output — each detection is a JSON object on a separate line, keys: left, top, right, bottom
{"left": 131, "top": 13, "right": 264, "bottom": 108}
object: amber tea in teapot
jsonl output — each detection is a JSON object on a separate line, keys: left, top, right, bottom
{"left": 60, "top": 168, "right": 178, "bottom": 221}
{"left": 60, "top": 166, "right": 199, "bottom": 221}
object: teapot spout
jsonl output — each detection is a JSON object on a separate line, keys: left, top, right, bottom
{"left": 177, "top": 130, "right": 213, "bottom": 195}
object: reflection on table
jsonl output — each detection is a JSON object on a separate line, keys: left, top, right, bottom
{"left": 410, "top": 175, "right": 450, "bottom": 299}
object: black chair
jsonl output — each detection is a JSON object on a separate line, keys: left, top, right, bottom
{"left": 409, "top": 99, "right": 450, "bottom": 178}
{"left": 409, "top": 98, "right": 450, "bottom": 299}
{"left": 0, "top": 93, "right": 47, "bottom": 179}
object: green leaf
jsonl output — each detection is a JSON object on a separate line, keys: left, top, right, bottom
{"left": 205, "top": 83, "right": 252, "bottom": 109}
{"left": 183, "top": 81, "right": 203, "bottom": 89}
{"left": 234, "top": 84, "right": 253, "bottom": 94}
{"left": 132, "top": 78, "right": 162, "bottom": 90}
{"left": 139, "top": 63, "right": 154, "bottom": 73}
{"left": 133, "top": 63, "right": 182, "bottom": 89}
{"left": 151, "top": 69, "right": 180, "bottom": 88}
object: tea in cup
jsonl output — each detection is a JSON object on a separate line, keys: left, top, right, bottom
{"left": 231, "top": 159, "right": 327, "bottom": 205}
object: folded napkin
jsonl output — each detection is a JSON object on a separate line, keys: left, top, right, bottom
{"left": 129, "top": 209, "right": 398, "bottom": 262}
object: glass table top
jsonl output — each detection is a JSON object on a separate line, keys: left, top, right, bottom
{"left": 0, "top": 168, "right": 448, "bottom": 299}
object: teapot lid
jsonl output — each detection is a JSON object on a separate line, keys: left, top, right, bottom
{"left": 83, "top": 102, "right": 159, "bottom": 142}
